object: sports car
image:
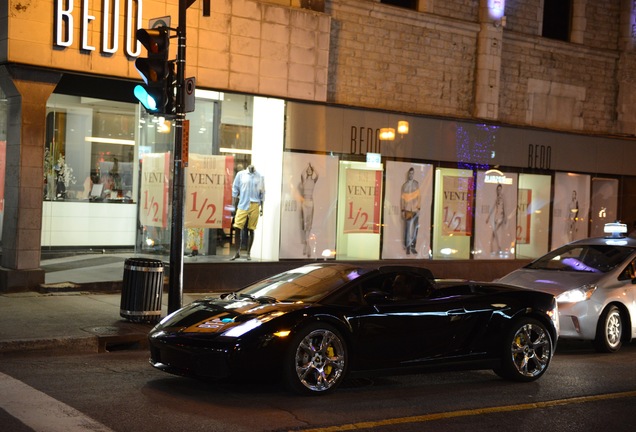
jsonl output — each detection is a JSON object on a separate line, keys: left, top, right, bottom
{"left": 148, "top": 263, "right": 558, "bottom": 395}
{"left": 498, "top": 222, "right": 636, "bottom": 353}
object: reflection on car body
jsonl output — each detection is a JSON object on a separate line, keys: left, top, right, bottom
{"left": 498, "top": 222, "right": 636, "bottom": 353}
{"left": 149, "top": 263, "right": 558, "bottom": 395}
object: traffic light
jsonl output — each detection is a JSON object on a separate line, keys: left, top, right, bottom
{"left": 134, "top": 27, "right": 175, "bottom": 115}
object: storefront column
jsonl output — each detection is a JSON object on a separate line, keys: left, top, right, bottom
{"left": 0, "top": 66, "right": 60, "bottom": 292}
{"left": 473, "top": 0, "right": 504, "bottom": 120}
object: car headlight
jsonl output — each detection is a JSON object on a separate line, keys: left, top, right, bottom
{"left": 556, "top": 284, "right": 597, "bottom": 304}
{"left": 223, "top": 319, "right": 262, "bottom": 337}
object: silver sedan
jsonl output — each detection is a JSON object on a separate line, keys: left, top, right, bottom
{"left": 498, "top": 223, "right": 636, "bottom": 352}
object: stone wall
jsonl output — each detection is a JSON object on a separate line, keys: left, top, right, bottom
{"left": 328, "top": 0, "right": 478, "bottom": 117}
{"left": 4, "top": 0, "right": 629, "bottom": 135}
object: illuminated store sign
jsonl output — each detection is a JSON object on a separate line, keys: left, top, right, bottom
{"left": 54, "top": 0, "right": 143, "bottom": 57}
{"left": 484, "top": 169, "right": 513, "bottom": 185}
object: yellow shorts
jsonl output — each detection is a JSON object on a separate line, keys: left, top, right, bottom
{"left": 233, "top": 202, "right": 260, "bottom": 230}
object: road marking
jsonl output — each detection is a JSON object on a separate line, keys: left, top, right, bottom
{"left": 0, "top": 372, "right": 114, "bottom": 432}
{"left": 296, "top": 390, "right": 636, "bottom": 432}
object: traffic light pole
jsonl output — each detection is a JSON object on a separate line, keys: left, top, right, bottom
{"left": 167, "top": 0, "right": 188, "bottom": 314}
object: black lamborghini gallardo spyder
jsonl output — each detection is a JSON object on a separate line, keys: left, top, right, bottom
{"left": 149, "top": 263, "right": 558, "bottom": 395}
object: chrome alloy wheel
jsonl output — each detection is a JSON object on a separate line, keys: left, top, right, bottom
{"left": 293, "top": 328, "right": 346, "bottom": 393}
{"left": 510, "top": 322, "right": 552, "bottom": 378}
{"left": 605, "top": 308, "right": 622, "bottom": 350}
{"left": 594, "top": 305, "right": 624, "bottom": 353}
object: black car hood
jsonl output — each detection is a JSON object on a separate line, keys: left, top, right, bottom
{"left": 151, "top": 297, "right": 308, "bottom": 336}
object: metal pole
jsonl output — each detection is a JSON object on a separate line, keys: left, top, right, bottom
{"left": 168, "top": 0, "right": 188, "bottom": 313}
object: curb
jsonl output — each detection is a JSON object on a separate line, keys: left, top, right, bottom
{"left": 39, "top": 281, "right": 123, "bottom": 294}
{"left": 0, "top": 336, "right": 99, "bottom": 355}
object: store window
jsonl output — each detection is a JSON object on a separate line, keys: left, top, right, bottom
{"left": 432, "top": 167, "right": 474, "bottom": 260}
{"left": 474, "top": 170, "right": 518, "bottom": 259}
{"left": 138, "top": 93, "right": 286, "bottom": 262}
{"left": 381, "top": 161, "right": 433, "bottom": 259}
{"left": 590, "top": 178, "right": 619, "bottom": 237}
{"left": 516, "top": 173, "right": 551, "bottom": 259}
{"left": 138, "top": 92, "right": 253, "bottom": 258}
{"left": 336, "top": 160, "right": 383, "bottom": 260}
{"left": 552, "top": 172, "right": 590, "bottom": 248}
{"left": 43, "top": 94, "right": 138, "bottom": 248}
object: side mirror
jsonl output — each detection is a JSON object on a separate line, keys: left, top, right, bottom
{"left": 364, "top": 290, "right": 390, "bottom": 304}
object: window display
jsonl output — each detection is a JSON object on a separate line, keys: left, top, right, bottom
{"left": 280, "top": 153, "right": 339, "bottom": 259}
{"left": 474, "top": 170, "right": 518, "bottom": 259}
{"left": 516, "top": 173, "right": 551, "bottom": 259}
{"left": 42, "top": 95, "right": 138, "bottom": 247}
{"left": 552, "top": 172, "right": 591, "bottom": 248}
{"left": 382, "top": 161, "right": 433, "bottom": 259}
{"left": 336, "top": 161, "right": 382, "bottom": 260}
{"left": 432, "top": 168, "right": 474, "bottom": 259}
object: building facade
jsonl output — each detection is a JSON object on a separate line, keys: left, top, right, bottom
{"left": 1, "top": 0, "right": 636, "bottom": 291}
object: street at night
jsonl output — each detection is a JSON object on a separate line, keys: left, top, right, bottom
{"left": 1, "top": 341, "right": 635, "bottom": 432}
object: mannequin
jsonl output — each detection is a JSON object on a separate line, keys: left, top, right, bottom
{"left": 230, "top": 164, "right": 265, "bottom": 260}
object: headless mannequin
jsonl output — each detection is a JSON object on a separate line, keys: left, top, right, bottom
{"left": 230, "top": 165, "right": 263, "bottom": 261}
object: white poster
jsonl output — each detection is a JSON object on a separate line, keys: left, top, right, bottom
{"left": 280, "top": 153, "right": 339, "bottom": 259}
{"left": 344, "top": 168, "right": 382, "bottom": 234}
{"left": 552, "top": 172, "right": 590, "bottom": 248}
{"left": 474, "top": 170, "right": 518, "bottom": 259}
{"left": 382, "top": 161, "right": 433, "bottom": 259}
{"left": 184, "top": 154, "right": 234, "bottom": 229}
{"left": 140, "top": 152, "right": 170, "bottom": 228}
{"left": 441, "top": 175, "right": 473, "bottom": 236}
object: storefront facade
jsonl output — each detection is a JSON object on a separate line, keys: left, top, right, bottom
{"left": 2, "top": 0, "right": 636, "bottom": 291}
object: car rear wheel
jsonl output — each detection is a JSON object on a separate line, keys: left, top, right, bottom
{"left": 593, "top": 305, "right": 623, "bottom": 353}
{"left": 494, "top": 317, "right": 553, "bottom": 382}
{"left": 283, "top": 322, "right": 347, "bottom": 395}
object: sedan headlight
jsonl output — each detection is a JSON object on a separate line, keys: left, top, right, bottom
{"left": 556, "top": 284, "right": 597, "bottom": 304}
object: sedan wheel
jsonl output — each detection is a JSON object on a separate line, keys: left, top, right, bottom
{"left": 494, "top": 317, "right": 553, "bottom": 382}
{"left": 284, "top": 323, "right": 347, "bottom": 395}
{"left": 593, "top": 305, "right": 623, "bottom": 353}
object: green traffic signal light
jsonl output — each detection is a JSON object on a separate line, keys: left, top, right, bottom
{"left": 134, "top": 27, "right": 174, "bottom": 115}
{"left": 134, "top": 85, "right": 158, "bottom": 111}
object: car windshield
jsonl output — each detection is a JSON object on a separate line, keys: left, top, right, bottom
{"left": 526, "top": 244, "right": 636, "bottom": 273}
{"left": 235, "top": 265, "right": 368, "bottom": 303}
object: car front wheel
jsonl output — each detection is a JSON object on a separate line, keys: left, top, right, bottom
{"left": 593, "top": 305, "right": 623, "bottom": 353}
{"left": 283, "top": 322, "right": 348, "bottom": 395}
{"left": 494, "top": 317, "right": 553, "bottom": 382}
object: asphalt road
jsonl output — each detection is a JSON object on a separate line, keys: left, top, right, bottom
{"left": 1, "top": 341, "right": 635, "bottom": 432}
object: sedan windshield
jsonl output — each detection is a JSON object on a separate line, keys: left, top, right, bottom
{"left": 526, "top": 244, "right": 635, "bottom": 273}
{"left": 236, "top": 265, "right": 368, "bottom": 303}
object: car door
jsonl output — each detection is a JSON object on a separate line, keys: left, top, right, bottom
{"left": 347, "top": 272, "right": 494, "bottom": 371}
{"left": 617, "top": 257, "right": 636, "bottom": 338}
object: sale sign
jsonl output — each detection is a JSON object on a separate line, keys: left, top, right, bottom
{"left": 185, "top": 154, "right": 234, "bottom": 229}
{"left": 442, "top": 175, "right": 473, "bottom": 236}
{"left": 140, "top": 152, "right": 170, "bottom": 228}
{"left": 344, "top": 168, "right": 382, "bottom": 234}
{"left": 517, "top": 188, "right": 532, "bottom": 244}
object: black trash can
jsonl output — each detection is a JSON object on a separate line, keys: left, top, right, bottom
{"left": 120, "top": 258, "right": 164, "bottom": 323}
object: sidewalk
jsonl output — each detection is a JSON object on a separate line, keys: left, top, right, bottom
{"left": 0, "top": 254, "right": 209, "bottom": 355}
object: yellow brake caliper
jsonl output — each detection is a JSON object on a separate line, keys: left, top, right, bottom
{"left": 325, "top": 346, "right": 334, "bottom": 376}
